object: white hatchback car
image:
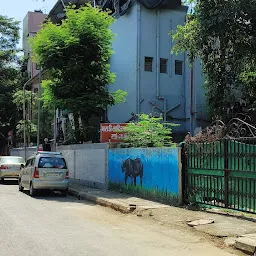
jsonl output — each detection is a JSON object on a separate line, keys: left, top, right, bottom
{"left": 19, "top": 151, "right": 70, "bottom": 197}
{"left": 0, "top": 156, "right": 25, "bottom": 182}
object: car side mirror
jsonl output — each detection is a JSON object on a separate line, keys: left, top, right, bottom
{"left": 20, "top": 164, "right": 25, "bottom": 170}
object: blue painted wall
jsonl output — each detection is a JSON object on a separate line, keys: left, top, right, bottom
{"left": 108, "top": 148, "right": 179, "bottom": 195}
{"left": 108, "top": 4, "right": 208, "bottom": 137}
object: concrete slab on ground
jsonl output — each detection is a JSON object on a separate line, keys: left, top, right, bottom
{"left": 188, "top": 219, "right": 214, "bottom": 227}
{"left": 235, "top": 234, "right": 256, "bottom": 254}
{"left": 193, "top": 218, "right": 256, "bottom": 238}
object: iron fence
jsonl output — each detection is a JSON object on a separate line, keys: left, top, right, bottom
{"left": 184, "top": 138, "right": 256, "bottom": 213}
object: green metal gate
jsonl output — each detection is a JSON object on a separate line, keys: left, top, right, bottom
{"left": 184, "top": 139, "right": 256, "bottom": 213}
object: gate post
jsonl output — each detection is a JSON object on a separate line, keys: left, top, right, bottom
{"left": 179, "top": 142, "right": 187, "bottom": 204}
{"left": 224, "top": 139, "right": 229, "bottom": 208}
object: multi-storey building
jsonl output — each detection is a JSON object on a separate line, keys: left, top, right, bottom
{"left": 23, "top": 0, "right": 208, "bottom": 142}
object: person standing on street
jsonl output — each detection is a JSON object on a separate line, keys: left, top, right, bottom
{"left": 42, "top": 138, "right": 51, "bottom": 151}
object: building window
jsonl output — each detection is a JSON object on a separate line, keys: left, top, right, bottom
{"left": 144, "top": 57, "right": 153, "bottom": 72}
{"left": 175, "top": 60, "right": 183, "bottom": 75}
{"left": 160, "top": 58, "right": 168, "bottom": 73}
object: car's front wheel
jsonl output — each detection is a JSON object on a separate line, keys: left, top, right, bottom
{"left": 1, "top": 178, "right": 4, "bottom": 183}
{"left": 18, "top": 179, "right": 24, "bottom": 192}
{"left": 29, "top": 183, "right": 36, "bottom": 197}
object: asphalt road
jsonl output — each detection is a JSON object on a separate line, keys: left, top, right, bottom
{"left": 0, "top": 180, "right": 236, "bottom": 256}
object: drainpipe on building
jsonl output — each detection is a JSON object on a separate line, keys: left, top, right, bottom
{"left": 156, "top": 9, "right": 167, "bottom": 122}
{"left": 136, "top": 4, "right": 141, "bottom": 115}
{"left": 156, "top": 9, "right": 160, "bottom": 99}
{"left": 182, "top": 51, "right": 186, "bottom": 119}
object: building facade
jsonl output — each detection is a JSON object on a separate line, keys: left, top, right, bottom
{"left": 108, "top": 3, "right": 208, "bottom": 137}
{"left": 23, "top": 10, "right": 47, "bottom": 91}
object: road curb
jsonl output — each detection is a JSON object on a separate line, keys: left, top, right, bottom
{"left": 68, "top": 187, "right": 132, "bottom": 214}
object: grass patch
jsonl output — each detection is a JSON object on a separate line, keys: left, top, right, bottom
{"left": 108, "top": 181, "right": 178, "bottom": 205}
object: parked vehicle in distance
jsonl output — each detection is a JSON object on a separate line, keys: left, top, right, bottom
{"left": 19, "top": 151, "right": 70, "bottom": 197}
{"left": 0, "top": 156, "right": 25, "bottom": 182}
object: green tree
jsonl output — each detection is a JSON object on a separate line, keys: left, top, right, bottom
{"left": 123, "top": 114, "right": 176, "bottom": 148}
{"left": 30, "top": 4, "right": 126, "bottom": 143}
{"left": 0, "top": 15, "right": 19, "bottom": 63}
{"left": 0, "top": 15, "right": 20, "bottom": 152}
{"left": 171, "top": 0, "right": 256, "bottom": 120}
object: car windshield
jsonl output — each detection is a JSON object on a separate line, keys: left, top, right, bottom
{"left": 38, "top": 157, "right": 67, "bottom": 169}
{"left": 0, "top": 157, "right": 24, "bottom": 164}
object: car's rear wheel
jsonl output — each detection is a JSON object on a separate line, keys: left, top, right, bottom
{"left": 29, "top": 183, "right": 36, "bottom": 197}
{"left": 18, "top": 179, "right": 24, "bottom": 192}
{"left": 1, "top": 178, "right": 4, "bottom": 183}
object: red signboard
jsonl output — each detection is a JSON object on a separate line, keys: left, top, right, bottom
{"left": 100, "top": 123, "right": 127, "bottom": 143}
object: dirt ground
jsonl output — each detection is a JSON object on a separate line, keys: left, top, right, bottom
{"left": 131, "top": 206, "right": 256, "bottom": 255}
{"left": 69, "top": 183, "right": 256, "bottom": 255}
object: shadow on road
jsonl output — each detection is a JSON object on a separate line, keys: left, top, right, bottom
{"left": 0, "top": 180, "right": 92, "bottom": 205}
{"left": 0, "top": 179, "right": 94, "bottom": 205}
{"left": 20, "top": 188, "right": 95, "bottom": 205}
{"left": 0, "top": 179, "right": 18, "bottom": 185}
{"left": 0, "top": 182, "right": 91, "bottom": 205}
